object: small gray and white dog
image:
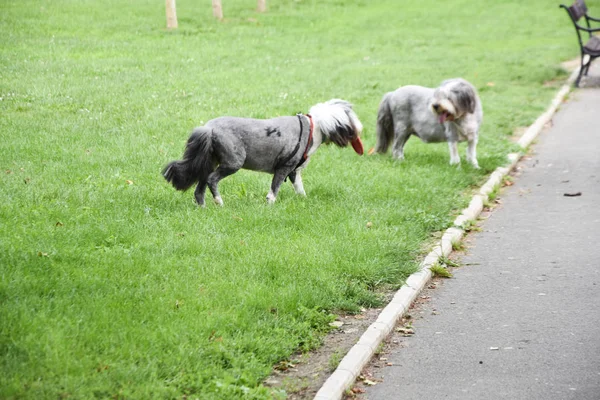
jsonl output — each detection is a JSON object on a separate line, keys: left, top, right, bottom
{"left": 374, "top": 78, "right": 483, "bottom": 168}
{"left": 163, "top": 99, "right": 364, "bottom": 206}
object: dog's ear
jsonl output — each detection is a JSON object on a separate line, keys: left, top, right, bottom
{"left": 343, "top": 109, "right": 358, "bottom": 138}
{"left": 452, "top": 82, "right": 477, "bottom": 115}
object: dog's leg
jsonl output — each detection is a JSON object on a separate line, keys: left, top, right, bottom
{"left": 391, "top": 123, "right": 410, "bottom": 161}
{"left": 207, "top": 166, "right": 239, "bottom": 206}
{"left": 267, "top": 170, "right": 291, "bottom": 204}
{"left": 448, "top": 141, "right": 460, "bottom": 165}
{"left": 466, "top": 136, "right": 479, "bottom": 169}
{"left": 194, "top": 179, "right": 208, "bottom": 207}
{"left": 288, "top": 171, "right": 306, "bottom": 196}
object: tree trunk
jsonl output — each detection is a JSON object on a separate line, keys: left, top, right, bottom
{"left": 257, "top": 0, "right": 266, "bottom": 12}
{"left": 165, "top": 0, "right": 178, "bottom": 29}
{"left": 212, "top": 0, "right": 223, "bottom": 20}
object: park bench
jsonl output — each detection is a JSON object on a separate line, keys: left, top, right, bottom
{"left": 560, "top": 0, "right": 600, "bottom": 86}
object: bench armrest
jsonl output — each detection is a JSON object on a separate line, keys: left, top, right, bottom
{"left": 586, "top": 15, "right": 600, "bottom": 23}
{"left": 574, "top": 22, "right": 600, "bottom": 32}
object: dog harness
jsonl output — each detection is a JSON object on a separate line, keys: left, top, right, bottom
{"left": 284, "top": 113, "right": 314, "bottom": 170}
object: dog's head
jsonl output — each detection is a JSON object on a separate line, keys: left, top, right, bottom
{"left": 431, "top": 79, "right": 478, "bottom": 124}
{"left": 308, "top": 99, "right": 364, "bottom": 155}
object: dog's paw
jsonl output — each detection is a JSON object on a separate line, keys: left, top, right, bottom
{"left": 469, "top": 159, "right": 480, "bottom": 169}
{"left": 392, "top": 152, "right": 405, "bottom": 161}
{"left": 213, "top": 196, "right": 224, "bottom": 206}
{"left": 266, "top": 192, "right": 277, "bottom": 205}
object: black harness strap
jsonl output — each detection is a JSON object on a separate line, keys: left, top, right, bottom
{"left": 279, "top": 114, "right": 313, "bottom": 171}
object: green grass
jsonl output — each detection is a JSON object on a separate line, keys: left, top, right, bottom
{"left": 0, "top": 0, "right": 593, "bottom": 398}
{"left": 430, "top": 264, "right": 453, "bottom": 278}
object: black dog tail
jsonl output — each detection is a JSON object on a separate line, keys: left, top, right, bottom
{"left": 375, "top": 93, "right": 394, "bottom": 154}
{"left": 162, "top": 127, "right": 214, "bottom": 191}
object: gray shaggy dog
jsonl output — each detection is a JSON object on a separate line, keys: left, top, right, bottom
{"left": 163, "top": 99, "right": 364, "bottom": 206}
{"left": 375, "top": 78, "right": 483, "bottom": 168}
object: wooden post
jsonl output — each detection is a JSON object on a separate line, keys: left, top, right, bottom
{"left": 165, "top": 0, "right": 178, "bottom": 29}
{"left": 212, "top": 0, "right": 223, "bottom": 20}
{"left": 257, "top": 0, "right": 266, "bottom": 12}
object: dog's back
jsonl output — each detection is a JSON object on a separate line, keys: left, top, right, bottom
{"left": 375, "top": 85, "right": 436, "bottom": 153}
{"left": 205, "top": 116, "right": 304, "bottom": 173}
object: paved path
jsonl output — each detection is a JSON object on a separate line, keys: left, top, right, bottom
{"left": 362, "top": 84, "right": 600, "bottom": 399}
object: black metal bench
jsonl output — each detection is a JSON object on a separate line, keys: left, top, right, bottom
{"left": 560, "top": 0, "right": 600, "bottom": 86}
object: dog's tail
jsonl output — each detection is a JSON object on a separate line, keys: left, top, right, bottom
{"left": 162, "top": 127, "right": 214, "bottom": 191}
{"left": 375, "top": 93, "right": 394, "bottom": 154}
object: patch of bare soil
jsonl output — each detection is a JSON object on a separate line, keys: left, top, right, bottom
{"left": 559, "top": 56, "right": 600, "bottom": 88}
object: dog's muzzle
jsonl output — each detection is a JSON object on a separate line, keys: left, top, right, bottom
{"left": 432, "top": 104, "right": 455, "bottom": 124}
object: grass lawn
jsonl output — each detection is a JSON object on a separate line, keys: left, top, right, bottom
{"left": 0, "top": 0, "right": 591, "bottom": 398}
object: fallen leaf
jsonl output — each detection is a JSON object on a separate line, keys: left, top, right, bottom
{"left": 486, "top": 82, "right": 495, "bottom": 87}
{"left": 55, "top": 221, "right": 64, "bottom": 227}
{"left": 367, "top": 147, "right": 376, "bottom": 155}
{"left": 563, "top": 192, "right": 582, "bottom": 197}
{"left": 363, "top": 379, "right": 378, "bottom": 386}
{"left": 329, "top": 321, "right": 344, "bottom": 328}
{"left": 96, "top": 364, "right": 109, "bottom": 372}
{"left": 351, "top": 387, "right": 366, "bottom": 394}
{"left": 504, "top": 180, "right": 514, "bottom": 187}
{"left": 126, "top": 180, "right": 134, "bottom": 185}
{"left": 37, "top": 251, "right": 49, "bottom": 257}
{"left": 396, "top": 327, "right": 414, "bottom": 335}
{"left": 274, "top": 360, "right": 297, "bottom": 371}
{"left": 366, "top": 221, "right": 373, "bottom": 229}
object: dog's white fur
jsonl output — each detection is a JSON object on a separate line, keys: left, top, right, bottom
{"left": 375, "top": 78, "right": 483, "bottom": 168}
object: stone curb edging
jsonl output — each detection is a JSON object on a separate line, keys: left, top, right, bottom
{"left": 313, "top": 68, "right": 579, "bottom": 400}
